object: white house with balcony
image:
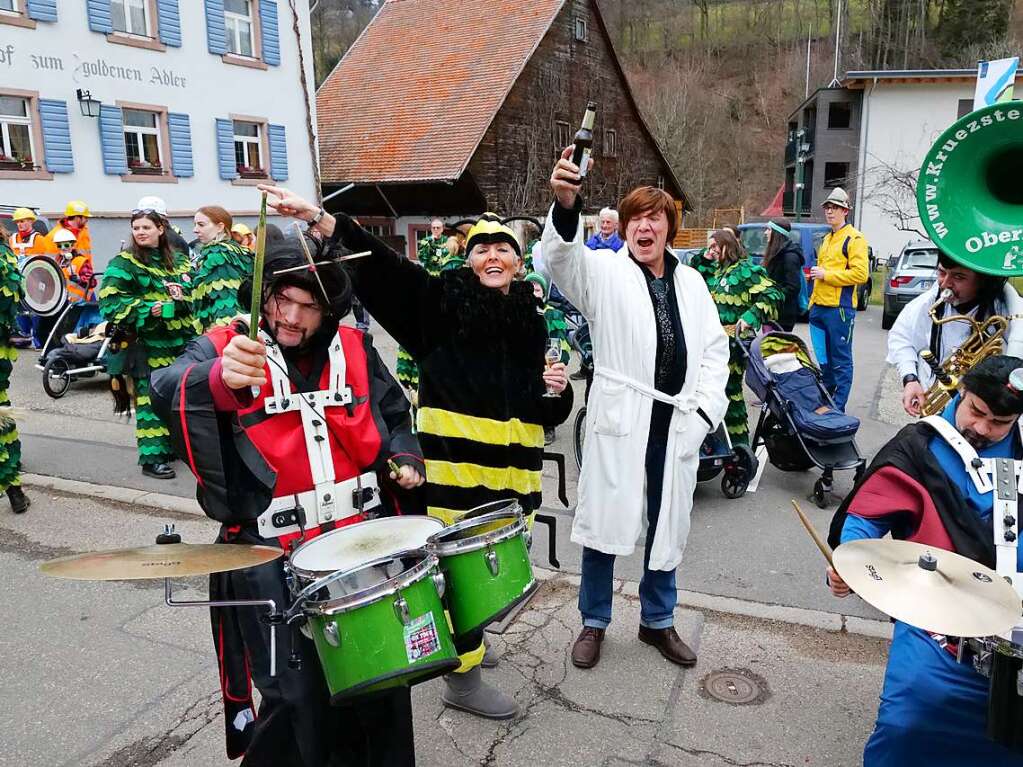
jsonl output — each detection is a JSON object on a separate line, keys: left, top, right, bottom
{"left": 0, "top": 0, "right": 318, "bottom": 267}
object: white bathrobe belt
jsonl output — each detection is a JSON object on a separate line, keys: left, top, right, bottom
{"left": 594, "top": 367, "right": 711, "bottom": 428}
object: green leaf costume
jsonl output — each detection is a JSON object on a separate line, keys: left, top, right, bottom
{"left": 99, "top": 248, "right": 198, "bottom": 466}
{"left": 692, "top": 252, "right": 783, "bottom": 445}
{"left": 191, "top": 239, "right": 252, "bottom": 332}
{"left": 0, "top": 242, "right": 23, "bottom": 491}
{"left": 543, "top": 305, "right": 571, "bottom": 365}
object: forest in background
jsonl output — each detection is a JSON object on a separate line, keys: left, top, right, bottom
{"left": 309, "top": 0, "right": 1022, "bottom": 224}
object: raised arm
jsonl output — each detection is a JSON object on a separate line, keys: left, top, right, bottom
{"left": 257, "top": 185, "right": 435, "bottom": 357}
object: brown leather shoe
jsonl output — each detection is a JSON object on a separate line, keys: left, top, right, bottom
{"left": 571, "top": 627, "right": 605, "bottom": 669}
{"left": 638, "top": 626, "right": 697, "bottom": 666}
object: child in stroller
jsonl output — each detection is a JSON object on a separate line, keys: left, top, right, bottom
{"left": 744, "top": 330, "right": 865, "bottom": 507}
{"left": 37, "top": 301, "right": 114, "bottom": 398}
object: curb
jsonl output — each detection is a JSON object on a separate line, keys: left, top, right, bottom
{"left": 22, "top": 473, "right": 205, "bottom": 518}
{"left": 22, "top": 473, "right": 893, "bottom": 641}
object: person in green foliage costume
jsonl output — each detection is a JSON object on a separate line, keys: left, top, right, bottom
{"left": 523, "top": 271, "right": 570, "bottom": 364}
{"left": 692, "top": 229, "right": 783, "bottom": 445}
{"left": 191, "top": 206, "right": 252, "bottom": 332}
{"left": 0, "top": 235, "right": 28, "bottom": 513}
{"left": 99, "top": 210, "right": 198, "bottom": 479}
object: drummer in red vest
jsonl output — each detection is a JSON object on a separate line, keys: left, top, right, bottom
{"left": 151, "top": 231, "right": 424, "bottom": 767}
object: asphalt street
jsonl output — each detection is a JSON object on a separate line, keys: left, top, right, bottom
{"left": 4, "top": 304, "right": 908, "bottom": 765}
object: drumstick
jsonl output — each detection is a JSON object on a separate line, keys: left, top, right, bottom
{"left": 248, "top": 192, "right": 268, "bottom": 341}
{"left": 790, "top": 499, "right": 834, "bottom": 568}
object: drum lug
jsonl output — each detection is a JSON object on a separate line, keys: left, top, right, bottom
{"left": 393, "top": 594, "right": 411, "bottom": 626}
{"left": 322, "top": 621, "right": 341, "bottom": 648}
{"left": 485, "top": 545, "right": 500, "bottom": 577}
{"left": 431, "top": 570, "right": 447, "bottom": 599}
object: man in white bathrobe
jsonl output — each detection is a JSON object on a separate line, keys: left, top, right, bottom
{"left": 544, "top": 148, "right": 730, "bottom": 669}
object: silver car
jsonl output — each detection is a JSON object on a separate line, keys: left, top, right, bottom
{"left": 882, "top": 241, "right": 939, "bottom": 330}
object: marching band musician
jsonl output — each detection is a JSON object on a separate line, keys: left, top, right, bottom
{"left": 151, "top": 233, "right": 424, "bottom": 766}
{"left": 887, "top": 251, "right": 1023, "bottom": 416}
{"left": 827, "top": 355, "right": 1023, "bottom": 767}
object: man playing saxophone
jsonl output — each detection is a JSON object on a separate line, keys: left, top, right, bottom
{"left": 887, "top": 252, "right": 1023, "bottom": 416}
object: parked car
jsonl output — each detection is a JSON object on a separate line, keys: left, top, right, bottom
{"left": 672, "top": 247, "right": 705, "bottom": 266}
{"left": 882, "top": 240, "right": 939, "bottom": 330}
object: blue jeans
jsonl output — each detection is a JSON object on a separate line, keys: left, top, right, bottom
{"left": 809, "top": 304, "right": 855, "bottom": 411}
{"left": 578, "top": 436, "right": 677, "bottom": 630}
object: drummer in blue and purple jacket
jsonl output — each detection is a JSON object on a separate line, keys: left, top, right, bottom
{"left": 826, "top": 354, "right": 1023, "bottom": 767}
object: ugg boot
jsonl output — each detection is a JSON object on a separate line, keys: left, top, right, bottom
{"left": 441, "top": 666, "right": 519, "bottom": 719}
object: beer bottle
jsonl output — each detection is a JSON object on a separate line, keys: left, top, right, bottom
{"left": 569, "top": 101, "right": 596, "bottom": 185}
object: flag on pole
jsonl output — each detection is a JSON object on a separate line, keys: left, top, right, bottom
{"left": 974, "top": 57, "right": 1019, "bottom": 110}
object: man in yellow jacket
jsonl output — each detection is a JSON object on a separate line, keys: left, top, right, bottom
{"left": 808, "top": 188, "right": 868, "bottom": 411}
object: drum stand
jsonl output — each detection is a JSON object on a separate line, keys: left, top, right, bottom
{"left": 157, "top": 527, "right": 285, "bottom": 677}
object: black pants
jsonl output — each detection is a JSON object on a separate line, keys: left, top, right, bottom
{"left": 212, "top": 532, "right": 416, "bottom": 767}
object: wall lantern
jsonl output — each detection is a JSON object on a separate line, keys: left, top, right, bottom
{"left": 76, "top": 89, "right": 101, "bottom": 118}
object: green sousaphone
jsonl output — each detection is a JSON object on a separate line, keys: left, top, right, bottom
{"left": 916, "top": 102, "right": 1023, "bottom": 277}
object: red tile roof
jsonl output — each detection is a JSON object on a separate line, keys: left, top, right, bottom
{"left": 316, "top": 0, "right": 567, "bottom": 184}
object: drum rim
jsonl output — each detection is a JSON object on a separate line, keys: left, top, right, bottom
{"left": 288, "top": 516, "right": 444, "bottom": 581}
{"left": 296, "top": 547, "right": 440, "bottom": 617}
{"left": 427, "top": 509, "right": 526, "bottom": 557}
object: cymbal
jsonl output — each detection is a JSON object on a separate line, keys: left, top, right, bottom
{"left": 39, "top": 543, "right": 283, "bottom": 581}
{"left": 834, "top": 538, "right": 1021, "bottom": 637}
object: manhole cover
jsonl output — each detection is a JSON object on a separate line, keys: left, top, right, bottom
{"left": 699, "top": 669, "right": 769, "bottom": 705}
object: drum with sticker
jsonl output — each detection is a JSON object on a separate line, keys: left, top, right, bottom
{"left": 290, "top": 548, "right": 458, "bottom": 703}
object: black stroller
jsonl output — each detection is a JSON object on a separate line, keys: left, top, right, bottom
{"left": 37, "top": 301, "right": 112, "bottom": 398}
{"left": 744, "top": 330, "right": 865, "bottom": 508}
{"left": 697, "top": 423, "right": 757, "bottom": 499}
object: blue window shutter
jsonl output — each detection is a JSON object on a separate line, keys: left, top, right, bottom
{"left": 259, "top": 0, "right": 280, "bottom": 66}
{"left": 216, "top": 118, "right": 237, "bottom": 180}
{"left": 205, "top": 0, "right": 227, "bottom": 55}
{"left": 37, "top": 100, "right": 74, "bottom": 173}
{"left": 156, "top": 0, "right": 182, "bottom": 47}
{"left": 167, "top": 113, "right": 193, "bottom": 178}
{"left": 25, "top": 0, "right": 58, "bottom": 22}
{"left": 99, "top": 105, "right": 128, "bottom": 176}
{"left": 268, "top": 124, "right": 288, "bottom": 181}
{"left": 86, "top": 0, "right": 113, "bottom": 33}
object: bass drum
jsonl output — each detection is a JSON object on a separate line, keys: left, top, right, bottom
{"left": 22, "top": 256, "right": 67, "bottom": 317}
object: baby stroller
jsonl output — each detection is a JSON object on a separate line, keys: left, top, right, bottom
{"left": 744, "top": 330, "right": 865, "bottom": 508}
{"left": 37, "top": 301, "right": 113, "bottom": 398}
{"left": 697, "top": 423, "right": 757, "bottom": 499}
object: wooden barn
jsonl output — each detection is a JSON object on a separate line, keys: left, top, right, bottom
{"left": 315, "top": 0, "right": 688, "bottom": 257}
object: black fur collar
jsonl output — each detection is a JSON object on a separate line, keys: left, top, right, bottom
{"left": 438, "top": 270, "right": 546, "bottom": 354}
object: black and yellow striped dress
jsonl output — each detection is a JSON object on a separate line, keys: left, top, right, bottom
{"left": 332, "top": 215, "right": 574, "bottom": 523}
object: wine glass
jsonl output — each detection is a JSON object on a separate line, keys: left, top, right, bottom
{"left": 544, "top": 339, "right": 562, "bottom": 398}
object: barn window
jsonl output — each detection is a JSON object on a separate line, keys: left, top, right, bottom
{"left": 555, "top": 120, "right": 570, "bottom": 151}
{"left": 574, "top": 17, "right": 587, "bottom": 41}
{"left": 604, "top": 129, "right": 616, "bottom": 158}
{"left": 657, "top": 175, "right": 665, "bottom": 189}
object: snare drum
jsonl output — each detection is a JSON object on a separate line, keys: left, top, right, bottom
{"left": 427, "top": 502, "right": 535, "bottom": 640}
{"left": 295, "top": 548, "right": 459, "bottom": 702}
{"left": 288, "top": 516, "right": 444, "bottom": 592}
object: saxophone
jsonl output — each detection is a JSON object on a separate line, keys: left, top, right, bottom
{"left": 918, "top": 288, "right": 1013, "bottom": 416}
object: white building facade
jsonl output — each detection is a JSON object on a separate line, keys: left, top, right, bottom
{"left": 850, "top": 70, "right": 1021, "bottom": 262}
{"left": 0, "top": 0, "right": 317, "bottom": 268}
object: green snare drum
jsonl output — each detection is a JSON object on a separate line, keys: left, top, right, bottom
{"left": 427, "top": 502, "right": 535, "bottom": 639}
{"left": 292, "top": 548, "right": 459, "bottom": 703}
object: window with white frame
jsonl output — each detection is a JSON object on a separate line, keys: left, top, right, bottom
{"left": 123, "top": 108, "right": 163, "bottom": 173}
{"left": 555, "top": 121, "right": 570, "bottom": 151}
{"left": 111, "top": 0, "right": 149, "bottom": 36}
{"left": 604, "top": 129, "right": 617, "bottom": 157}
{"left": 0, "top": 0, "right": 17, "bottom": 14}
{"left": 0, "top": 95, "right": 35, "bottom": 170}
{"left": 574, "top": 17, "right": 587, "bottom": 41}
{"left": 224, "top": 0, "right": 255, "bottom": 57}
{"left": 233, "top": 120, "right": 264, "bottom": 176}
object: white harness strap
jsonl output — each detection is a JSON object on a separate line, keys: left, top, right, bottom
{"left": 922, "top": 415, "right": 1022, "bottom": 596}
{"left": 257, "top": 329, "right": 366, "bottom": 533}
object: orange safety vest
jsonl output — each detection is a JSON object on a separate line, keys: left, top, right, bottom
{"left": 8, "top": 231, "right": 47, "bottom": 260}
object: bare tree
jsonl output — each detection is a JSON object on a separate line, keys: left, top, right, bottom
{"left": 860, "top": 153, "right": 928, "bottom": 238}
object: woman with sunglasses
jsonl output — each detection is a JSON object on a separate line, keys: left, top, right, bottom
{"left": 191, "top": 206, "right": 252, "bottom": 332}
{"left": 98, "top": 210, "right": 198, "bottom": 479}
